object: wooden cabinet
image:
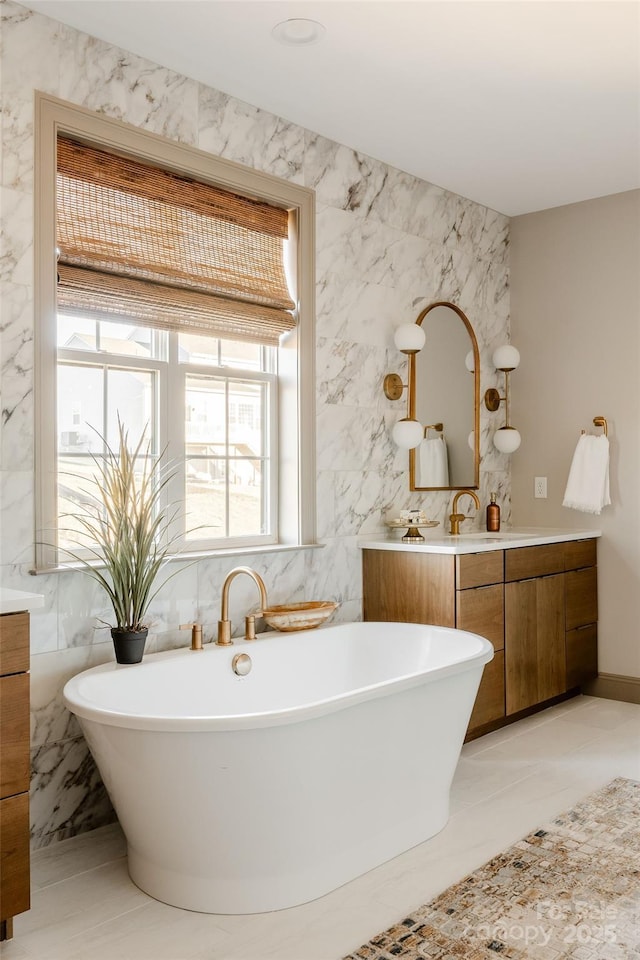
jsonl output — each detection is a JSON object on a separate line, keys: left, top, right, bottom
{"left": 0, "top": 612, "right": 30, "bottom": 941}
{"left": 362, "top": 537, "right": 598, "bottom": 741}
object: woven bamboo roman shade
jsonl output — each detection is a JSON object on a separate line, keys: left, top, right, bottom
{"left": 56, "top": 136, "right": 296, "bottom": 344}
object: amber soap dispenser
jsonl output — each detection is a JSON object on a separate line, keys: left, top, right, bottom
{"left": 486, "top": 492, "right": 501, "bottom": 532}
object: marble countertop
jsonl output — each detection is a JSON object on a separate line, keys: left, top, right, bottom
{"left": 0, "top": 587, "right": 45, "bottom": 615}
{"left": 359, "top": 527, "right": 601, "bottom": 556}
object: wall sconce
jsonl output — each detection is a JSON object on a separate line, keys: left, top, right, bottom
{"left": 484, "top": 344, "right": 521, "bottom": 453}
{"left": 393, "top": 323, "right": 426, "bottom": 354}
{"left": 384, "top": 323, "right": 426, "bottom": 449}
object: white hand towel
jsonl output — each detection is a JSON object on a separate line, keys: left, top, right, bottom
{"left": 418, "top": 437, "right": 449, "bottom": 487}
{"left": 562, "top": 433, "right": 611, "bottom": 515}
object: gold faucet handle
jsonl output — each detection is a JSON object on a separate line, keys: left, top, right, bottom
{"left": 245, "top": 615, "right": 257, "bottom": 641}
{"left": 179, "top": 622, "right": 204, "bottom": 651}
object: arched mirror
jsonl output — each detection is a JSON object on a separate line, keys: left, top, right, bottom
{"left": 408, "top": 302, "right": 480, "bottom": 491}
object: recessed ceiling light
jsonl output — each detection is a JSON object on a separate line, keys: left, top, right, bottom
{"left": 271, "top": 18, "right": 326, "bottom": 46}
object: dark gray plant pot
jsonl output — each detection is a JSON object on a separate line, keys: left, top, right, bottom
{"left": 111, "top": 628, "right": 148, "bottom": 664}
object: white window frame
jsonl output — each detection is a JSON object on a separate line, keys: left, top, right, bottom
{"left": 34, "top": 93, "right": 316, "bottom": 571}
{"left": 56, "top": 331, "right": 278, "bottom": 552}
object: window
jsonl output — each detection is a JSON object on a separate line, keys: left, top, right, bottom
{"left": 35, "top": 94, "right": 315, "bottom": 569}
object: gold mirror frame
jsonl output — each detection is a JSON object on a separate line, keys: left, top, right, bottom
{"left": 408, "top": 301, "right": 480, "bottom": 491}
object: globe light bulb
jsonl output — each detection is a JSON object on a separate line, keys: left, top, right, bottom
{"left": 394, "top": 324, "right": 426, "bottom": 354}
{"left": 493, "top": 426, "right": 521, "bottom": 453}
{"left": 392, "top": 418, "right": 423, "bottom": 449}
{"left": 492, "top": 344, "right": 520, "bottom": 371}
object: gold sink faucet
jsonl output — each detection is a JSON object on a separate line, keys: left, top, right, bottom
{"left": 217, "top": 566, "right": 268, "bottom": 645}
{"left": 449, "top": 490, "right": 481, "bottom": 535}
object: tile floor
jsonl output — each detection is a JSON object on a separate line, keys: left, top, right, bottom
{"left": 5, "top": 695, "right": 640, "bottom": 960}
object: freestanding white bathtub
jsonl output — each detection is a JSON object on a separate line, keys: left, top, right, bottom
{"left": 63, "top": 621, "right": 493, "bottom": 914}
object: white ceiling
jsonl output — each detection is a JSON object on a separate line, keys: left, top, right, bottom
{"left": 19, "top": 0, "right": 640, "bottom": 215}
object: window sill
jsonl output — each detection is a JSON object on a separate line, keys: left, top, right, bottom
{"left": 29, "top": 542, "right": 324, "bottom": 576}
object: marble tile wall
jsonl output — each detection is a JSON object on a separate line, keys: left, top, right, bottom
{"left": 0, "top": 0, "right": 511, "bottom": 847}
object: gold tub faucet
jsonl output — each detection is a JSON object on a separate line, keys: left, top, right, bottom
{"left": 449, "top": 490, "right": 481, "bottom": 535}
{"left": 217, "top": 566, "right": 268, "bottom": 645}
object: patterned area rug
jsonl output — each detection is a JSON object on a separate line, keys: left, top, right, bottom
{"left": 344, "top": 778, "right": 639, "bottom": 960}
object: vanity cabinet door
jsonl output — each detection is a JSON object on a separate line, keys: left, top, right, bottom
{"left": 0, "top": 612, "right": 31, "bottom": 937}
{"left": 0, "top": 674, "right": 30, "bottom": 798}
{"left": 362, "top": 550, "right": 455, "bottom": 625}
{"left": 0, "top": 794, "right": 30, "bottom": 922}
{"left": 456, "top": 584, "right": 504, "bottom": 651}
{"left": 505, "top": 574, "right": 566, "bottom": 714}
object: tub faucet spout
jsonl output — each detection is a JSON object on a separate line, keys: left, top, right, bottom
{"left": 217, "top": 566, "right": 268, "bottom": 645}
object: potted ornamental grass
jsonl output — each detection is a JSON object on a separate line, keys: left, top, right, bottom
{"left": 62, "top": 420, "right": 180, "bottom": 664}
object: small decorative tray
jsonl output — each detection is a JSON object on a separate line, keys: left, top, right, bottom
{"left": 385, "top": 518, "right": 439, "bottom": 542}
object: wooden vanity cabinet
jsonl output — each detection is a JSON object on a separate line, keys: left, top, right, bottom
{"left": 362, "top": 537, "right": 598, "bottom": 741}
{"left": 0, "top": 612, "right": 31, "bottom": 941}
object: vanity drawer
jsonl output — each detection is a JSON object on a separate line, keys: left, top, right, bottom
{"left": 505, "top": 544, "right": 565, "bottom": 582}
{"left": 566, "top": 566, "right": 598, "bottom": 630}
{"left": 563, "top": 538, "right": 597, "bottom": 571}
{"left": 0, "top": 674, "right": 30, "bottom": 798}
{"left": 456, "top": 583, "right": 504, "bottom": 651}
{"left": 456, "top": 551, "right": 503, "bottom": 589}
{"left": 0, "top": 613, "right": 29, "bottom": 676}
{"left": 0, "top": 793, "right": 30, "bottom": 921}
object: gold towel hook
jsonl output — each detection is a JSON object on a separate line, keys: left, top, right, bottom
{"left": 593, "top": 416, "right": 608, "bottom": 437}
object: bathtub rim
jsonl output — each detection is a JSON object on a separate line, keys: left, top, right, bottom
{"left": 63, "top": 621, "right": 494, "bottom": 733}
